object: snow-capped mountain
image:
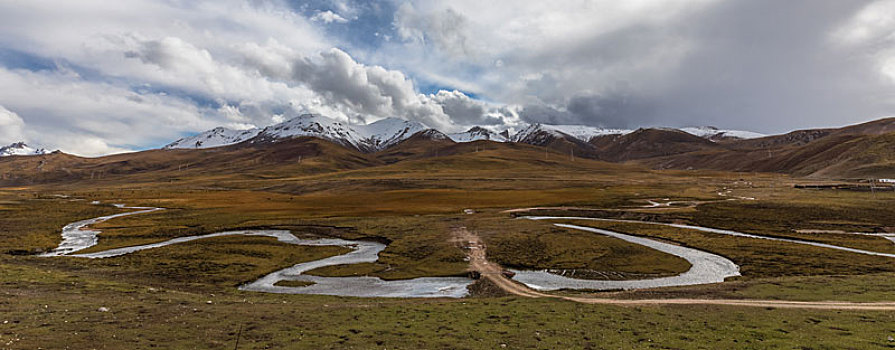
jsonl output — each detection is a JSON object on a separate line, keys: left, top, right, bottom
{"left": 680, "top": 126, "right": 766, "bottom": 140}
{"left": 448, "top": 127, "right": 508, "bottom": 142}
{"left": 254, "top": 114, "right": 365, "bottom": 149}
{"left": 354, "top": 117, "right": 429, "bottom": 150}
{"left": 166, "top": 114, "right": 430, "bottom": 152}
{"left": 254, "top": 114, "right": 431, "bottom": 152}
{"left": 511, "top": 124, "right": 632, "bottom": 144}
{"left": 0, "top": 142, "right": 49, "bottom": 157}
{"left": 163, "top": 113, "right": 767, "bottom": 154}
{"left": 164, "top": 127, "right": 261, "bottom": 149}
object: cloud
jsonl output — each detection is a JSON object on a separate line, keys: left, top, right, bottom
{"left": 0, "top": 67, "right": 207, "bottom": 156}
{"left": 832, "top": 0, "right": 895, "bottom": 45}
{"left": 311, "top": 10, "right": 349, "bottom": 24}
{"left": 2, "top": 0, "right": 895, "bottom": 155}
{"left": 372, "top": 0, "right": 895, "bottom": 133}
{"left": 0, "top": 105, "right": 26, "bottom": 145}
{"left": 244, "top": 46, "right": 504, "bottom": 131}
{"left": 385, "top": 1, "right": 709, "bottom": 90}
{"left": 0, "top": 0, "right": 515, "bottom": 154}
{"left": 0, "top": 0, "right": 336, "bottom": 154}
{"left": 117, "top": 35, "right": 317, "bottom": 107}
{"left": 429, "top": 90, "right": 518, "bottom": 126}
{"left": 116, "top": 34, "right": 510, "bottom": 132}
{"left": 518, "top": 93, "right": 654, "bottom": 129}
{"left": 394, "top": 3, "right": 471, "bottom": 58}
{"left": 833, "top": 0, "right": 895, "bottom": 84}
{"left": 373, "top": 0, "right": 718, "bottom": 129}
{"left": 430, "top": 90, "right": 485, "bottom": 124}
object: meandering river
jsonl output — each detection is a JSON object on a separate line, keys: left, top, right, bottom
{"left": 509, "top": 221, "right": 740, "bottom": 291}
{"left": 47, "top": 204, "right": 892, "bottom": 297}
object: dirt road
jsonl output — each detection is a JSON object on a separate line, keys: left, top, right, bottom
{"left": 453, "top": 226, "right": 548, "bottom": 298}
{"left": 452, "top": 226, "right": 895, "bottom": 310}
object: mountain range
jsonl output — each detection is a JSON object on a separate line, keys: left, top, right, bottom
{"left": 162, "top": 114, "right": 763, "bottom": 152}
{"left": 0, "top": 114, "right": 892, "bottom": 183}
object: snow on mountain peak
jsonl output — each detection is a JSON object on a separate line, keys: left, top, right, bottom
{"left": 512, "top": 123, "right": 632, "bottom": 143}
{"left": 354, "top": 117, "right": 429, "bottom": 149}
{"left": 680, "top": 126, "right": 766, "bottom": 140}
{"left": 448, "top": 126, "right": 508, "bottom": 142}
{"left": 166, "top": 114, "right": 432, "bottom": 152}
{"left": 256, "top": 113, "right": 365, "bottom": 148}
{"left": 164, "top": 126, "right": 261, "bottom": 149}
{"left": 0, "top": 142, "right": 49, "bottom": 157}
{"left": 162, "top": 113, "right": 768, "bottom": 154}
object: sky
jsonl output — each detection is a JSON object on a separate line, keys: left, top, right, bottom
{"left": 1, "top": 0, "right": 894, "bottom": 156}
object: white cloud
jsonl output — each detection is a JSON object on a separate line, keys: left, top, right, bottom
{"left": 833, "top": 0, "right": 895, "bottom": 84}
{"left": 231, "top": 46, "right": 459, "bottom": 130}
{"left": 394, "top": 3, "right": 471, "bottom": 58}
{"left": 378, "top": 0, "right": 895, "bottom": 132}
{"left": 0, "top": 67, "right": 208, "bottom": 156}
{"left": 311, "top": 10, "right": 349, "bottom": 24}
{"left": 0, "top": 0, "right": 522, "bottom": 154}
{"left": 0, "top": 0, "right": 328, "bottom": 61}
{"left": 116, "top": 35, "right": 315, "bottom": 106}
{"left": 429, "top": 90, "right": 519, "bottom": 127}
{"left": 0, "top": 105, "right": 26, "bottom": 145}
{"left": 0, "top": 0, "right": 891, "bottom": 155}
{"left": 387, "top": 0, "right": 714, "bottom": 106}
{"left": 832, "top": 0, "right": 895, "bottom": 45}
{"left": 0, "top": 0, "right": 333, "bottom": 154}
{"left": 52, "top": 136, "right": 132, "bottom": 157}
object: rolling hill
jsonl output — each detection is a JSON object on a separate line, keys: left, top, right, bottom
{"left": 637, "top": 118, "right": 895, "bottom": 178}
{"left": 1, "top": 115, "right": 892, "bottom": 185}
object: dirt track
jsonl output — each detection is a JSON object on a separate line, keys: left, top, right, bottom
{"left": 452, "top": 226, "right": 895, "bottom": 310}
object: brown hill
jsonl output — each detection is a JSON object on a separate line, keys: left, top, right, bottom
{"left": 729, "top": 117, "right": 895, "bottom": 150}
{"left": 374, "top": 130, "right": 457, "bottom": 164}
{"left": 831, "top": 117, "right": 895, "bottom": 136}
{"left": 0, "top": 130, "right": 638, "bottom": 189}
{"left": 590, "top": 128, "right": 721, "bottom": 162}
{"left": 2, "top": 118, "right": 892, "bottom": 186}
{"left": 0, "top": 137, "right": 378, "bottom": 187}
{"left": 638, "top": 130, "right": 895, "bottom": 178}
{"left": 519, "top": 130, "right": 602, "bottom": 160}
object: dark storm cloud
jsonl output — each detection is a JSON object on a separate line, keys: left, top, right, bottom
{"left": 648, "top": 0, "right": 885, "bottom": 132}
{"left": 515, "top": 0, "right": 892, "bottom": 132}
{"left": 519, "top": 94, "right": 656, "bottom": 129}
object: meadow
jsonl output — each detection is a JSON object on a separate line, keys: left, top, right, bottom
{"left": 2, "top": 148, "right": 894, "bottom": 348}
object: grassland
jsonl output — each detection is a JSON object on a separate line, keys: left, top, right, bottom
{"left": 2, "top": 262, "right": 894, "bottom": 349}
{"left": 2, "top": 145, "right": 895, "bottom": 348}
{"left": 0, "top": 192, "right": 125, "bottom": 254}
{"left": 468, "top": 214, "right": 692, "bottom": 279}
{"left": 556, "top": 219, "right": 895, "bottom": 277}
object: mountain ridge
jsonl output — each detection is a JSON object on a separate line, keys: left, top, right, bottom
{"left": 164, "top": 114, "right": 765, "bottom": 153}
{"left": 4, "top": 115, "right": 891, "bottom": 180}
{"left": 164, "top": 114, "right": 429, "bottom": 152}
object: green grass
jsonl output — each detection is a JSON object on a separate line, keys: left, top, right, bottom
{"left": 470, "top": 214, "right": 692, "bottom": 278}
{"left": 0, "top": 196, "right": 124, "bottom": 254}
{"left": 21, "top": 235, "right": 351, "bottom": 292}
{"left": 305, "top": 262, "right": 388, "bottom": 278}
{"left": 1, "top": 263, "right": 894, "bottom": 349}
{"left": 558, "top": 219, "right": 895, "bottom": 277}
{"left": 686, "top": 197, "right": 895, "bottom": 254}
{"left": 2, "top": 158, "right": 895, "bottom": 348}
{"left": 274, "top": 280, "right": 316, "bottom": 287}
{"left": 728, "top": 273, "right": 895, "bottom": 302}
{"left": 566, "top": 273, "right": 895, "bottom": 303}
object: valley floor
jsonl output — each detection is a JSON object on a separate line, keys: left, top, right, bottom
{"left": 2, "top": 162, "right": 894, "bottom": 348}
